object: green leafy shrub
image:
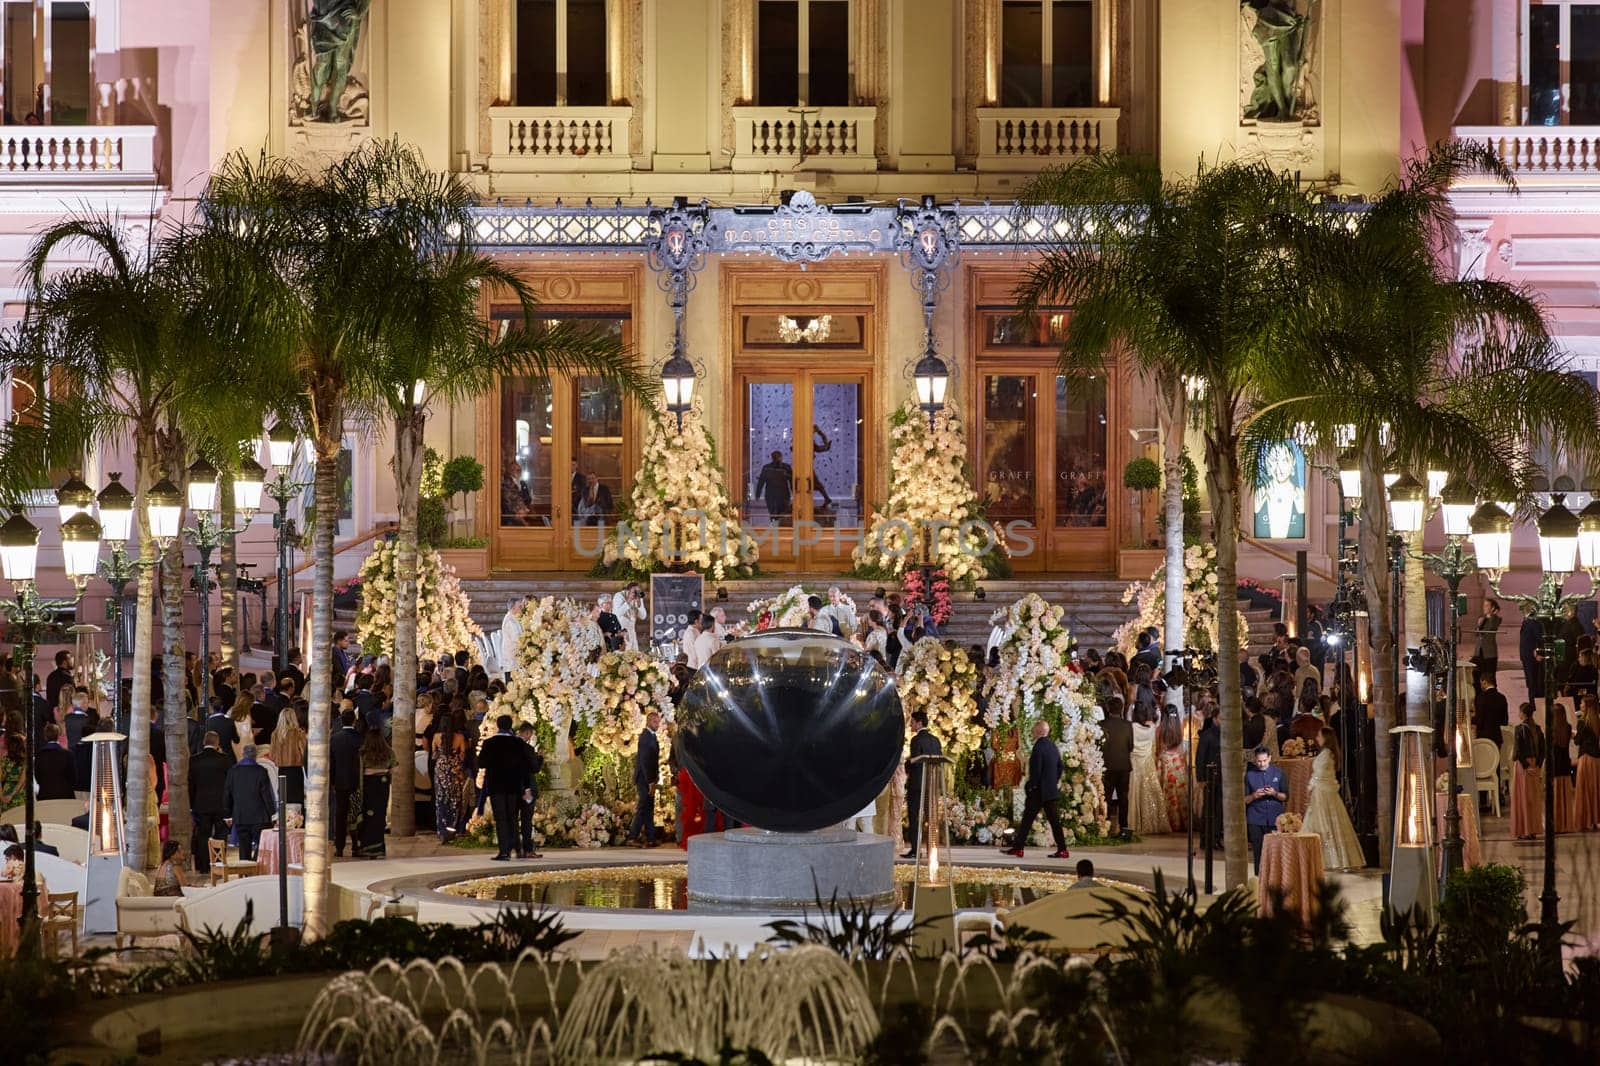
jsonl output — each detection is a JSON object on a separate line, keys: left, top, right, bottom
{"left": 1123, "top": 456, "right": 1161, "bottom": 491}
{"left": 442, "top": 455, "right": 485, "bottom": 500}
{"left": 418, "top": 496, "right": 448, "bottom": 547}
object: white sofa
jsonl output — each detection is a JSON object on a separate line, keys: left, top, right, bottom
{"left": 2, "top": 799, "right": 88, "bottom": 827}
{"left": 175, "top": 874, "right": 303, "bottom": 938}
{"left": 30, "top": 852, "right": 87, "bottom": 899}
{"left": 115, "top": 867, "right": 187, "bottom": 947}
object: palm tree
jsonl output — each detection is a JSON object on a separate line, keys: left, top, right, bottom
{"left": 355, "top": 171, "right": 649, "bottom": 838}
{"left": 0, "top": 220, "right": 236, "bottom": 868}
{"left": 1017, "top": 157, "right": 1312, "bottom": 888}
{"left": 203, "top": 139, "right": 649, "bottom": 930}
{"left": 1245, "top": 142, "right": 1600, "bottom": 862}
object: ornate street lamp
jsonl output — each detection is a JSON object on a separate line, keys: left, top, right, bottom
{"left": 1477, "top": 495, "right": 1588, "bottom": 963}
{"left": 186, "top": 458, "right": 219, "bottom": 513}
{"left": 96, "top": 473, "right": 140, "bottom": 739}
{"left": 55, "top": 472, "right": 94, "bottom": 524}
{"left": 661, "top": 349, "right": 696, "bottom": 429}
{"left": 1386, "top": 473, "right": 1426, "bottom": 535}
{"left": 0, "top": 511, "right": 94, "bottom": 942}
{"left": 1337, "top": 448, "right": 1362, "bottom": 505}
{"left": 913, "top": 338, "right": 950, "bottom": 432}
{"left": 235, "top": 457, "right": 266, "bottom": 522}
{"left": 145, "top": 479, "right": 183, "bottom": 549}
{"left": 267, "top": 423, "right": 298, "bottom": 470}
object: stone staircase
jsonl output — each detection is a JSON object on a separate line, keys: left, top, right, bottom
{"left": 430, "top": 572, "right": 1278, "bottom": 659}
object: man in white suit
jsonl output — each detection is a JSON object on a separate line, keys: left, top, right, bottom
{"left": 500, "top": 598, "right": 526, "bottom": 678}
{"left": 611, "top": 582, "right": 642, "bottom": 651}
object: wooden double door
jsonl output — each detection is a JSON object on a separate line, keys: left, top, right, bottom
{"left": 735, "top": 368, "right": 871, "bottom": 571}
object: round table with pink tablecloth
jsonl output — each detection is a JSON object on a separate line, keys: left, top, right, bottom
{"left": 254, "top": 828, "right": 305, "bottom": 874}
{"left": 1277, "top": 757, "right": 1314, "bottom": 815}
{"left": 1257, "top": 831, "right": 1325, "bottom": 927}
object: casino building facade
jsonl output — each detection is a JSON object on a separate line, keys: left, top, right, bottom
{"left": 1, "top": 1, "right": 1589, "bottom": 613}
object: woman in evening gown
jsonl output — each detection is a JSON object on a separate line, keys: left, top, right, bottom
{"left": 1511, "top": 702, "right": 1545, "bottom": 841}
{"left": 1129, "top": 706, "right": 1168, "bottom": 834}
{"left": 1302, "top": 727, "right": 1364, "bottom": 869}
{"left": 432, "top": 712, "right": 466, "bottom": 842}
{"left": 1156, "top": 711, "right": 1189, "bottom": 831}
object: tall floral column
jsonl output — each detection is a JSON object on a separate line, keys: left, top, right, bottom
{"left": 602, "top": 402, "right": 756, "bottom": 579}
{"left": 853, "top": 400, "right": 996, "bottom": 585}
{"left": 355, "top": 542, "right": 483, "bottom": 662}
{"left": 489, "top": 596, "right": 603, "bottom": 793}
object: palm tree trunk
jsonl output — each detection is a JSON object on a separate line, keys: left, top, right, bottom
{"left": 123, "top": 436, "right": 158, "bottom": 870}
{"left": 1158, "top": 377, "right": 1187, "bottom": 708}
{"left": 219, "top": 472, "right": 238, "bottom": 673}
{"left": 302, "top": 444, "right": 340, "bottom": 938}
{"left": 387, "top": 410, "right": 424, "bottom": 838}
{"left": 161, "top": 528, "right": 190, "bottom": 866}
{"left": 1360, "top": 443, "right": 1396, "bottom": 866}
{"left": 1207, "top": 422, "right": 1249, "bottom": 889}
{"left": 1402, "top": 528, "right": 1427, "bottom": 729}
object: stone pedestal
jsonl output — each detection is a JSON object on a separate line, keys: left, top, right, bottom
{"left": 687, "top": 827, "right": 894, "bottom": 911}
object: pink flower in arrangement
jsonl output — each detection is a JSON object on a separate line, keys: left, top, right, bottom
{"left": 902, "top": 567, "right": 953, "bottom": 625}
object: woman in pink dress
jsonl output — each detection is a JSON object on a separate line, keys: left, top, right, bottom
{"left": 1574, "top": 696, "right": 1600, "bottom": 831}
{"left": 1510, "top": 702, "right": 1545, "bottom": 841}
{"left": 1156, "top": 710, "right": 1189, "bottom": 831}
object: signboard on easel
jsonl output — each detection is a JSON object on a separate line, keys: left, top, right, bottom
{"left": 649, "top": 573, "right": 704, "bottom": 657}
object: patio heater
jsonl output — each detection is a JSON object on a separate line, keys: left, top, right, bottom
{"left": 1387, "top": 725, "right": 1437, "bottom": 925}
{"left": 909, "top": 753, "right": 956, "bottom": 958}
{"left": 83, "top": 730, "right": 127, "bottom": 935}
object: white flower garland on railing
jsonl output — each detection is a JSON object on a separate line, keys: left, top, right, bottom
{"left": 747, "top": 584, "right": 814, "bottom": 629}
{"left": 983, "top": 593, "right": 1108, "bottom": 841}
{"left": 355, "top": 541, "right": 483, "bottom": 663}
{"left": 852, "top": 401, "right": 996, "bottom": 586}
{"left": 897, "top": 638, "right": 986, "bottom": 757}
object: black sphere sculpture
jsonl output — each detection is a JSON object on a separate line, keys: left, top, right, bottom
{"left": 676, "top": 629, "right": 904, "bottom": 833}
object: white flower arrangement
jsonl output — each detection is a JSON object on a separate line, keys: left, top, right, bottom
{"left": 984, "top": 593, "right": 1108, "bottom": 841}
{"left": 602, "top": 402, "right": 757, "bottom": 580}
{"left": 488, "top": 596, "right": 603, "bottom": 733}
{"left": 592, "top": 650, "right": 674, "bottom": 758}
{"left": 898, "top": 638, "right": 985, "bottom": 757}
{"left": 355, "top": 541, "right": 483, "bottom": 663}
{"left": 1112, "top": 542, "right": 1250, "bottom": 659}
{"left": 852, "top": 401, "right": 998, "bottom": 586}
{"left": 747, "top": 584, "right": 815, "bottom": 629}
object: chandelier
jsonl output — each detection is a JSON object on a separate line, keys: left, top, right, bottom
{"left": 777, "top": 314, "right": 832, "bottom": 345}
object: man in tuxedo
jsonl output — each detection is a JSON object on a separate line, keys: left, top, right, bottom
{"left": 903, "top": 710, "right": 942, "bottom": 859}
{"left": 596, "top": 594, "right": 624, "bottom": 651}
{"left": 33, "top": 723, "right": 75, "bottom": 800}
{"left": 45, "top": 649, "right": 73, "bottom": 713}
{"left": 516, "top": 722, "right": 546, "bottom": 858}
{"left": 1099, "top": 696, "right": 1135, "bottom": 837}
{"left": 281, "top": 648, "right": 307, "bottom": 702}
{"left": 1194, "top": 703, "right": 1223, "bottom": 849}
{"left": 189, "top": 731, "right": 231, "bottom": 873}
{"left": 1473, "top": 674, "right": 1509, "bottom": 747}
{"left": 205, "top": 703, "right": 240, "bottom": 765}
{"left": 1003, "top": 717, "right": 1070, "bottom": 859}
{"left": 330, "top": 710, "right": 364, "bottom": 857}
{"left": 626, "top": 711, "right": 662, "bottom": 847}
{"left": 224, "top": 744, "right": 277, "bottom": 861}
{"left": 249, "top": 684, "right": 276, "bottom": 744}
{"left": 478, "top": 714, "right": 535, "bottom": 860}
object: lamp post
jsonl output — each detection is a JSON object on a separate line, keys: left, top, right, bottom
{"left": 183, "top": 458, "right": 257, "bottom": 710}
{"left": 266, "top": 424, "right": 309, "bottom": 675}
{"left": 0, "top": 509, "right": 99, "bottom": 942}
{"left": 1412, "top": 477, "right": 1480, "bottom": 892}
{"left": 93, "top": 474, "right": 138, "bottom": 738}
{"left": 1475, "top": 494, "right": 1588, "bottom": 961}
{"left": 661, "top": 344, "right": 696, "bottom": 431}
{"left": 264, "top": 424, "right": 309, "bottom": 944}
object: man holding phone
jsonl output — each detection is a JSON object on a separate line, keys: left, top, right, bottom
{"left": 1244, "top": 746, "right": 1288, "bottom": 873}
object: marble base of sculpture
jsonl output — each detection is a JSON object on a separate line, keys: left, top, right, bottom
{"left": 686, "top": 827, "right": 895, "bottom": 911}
